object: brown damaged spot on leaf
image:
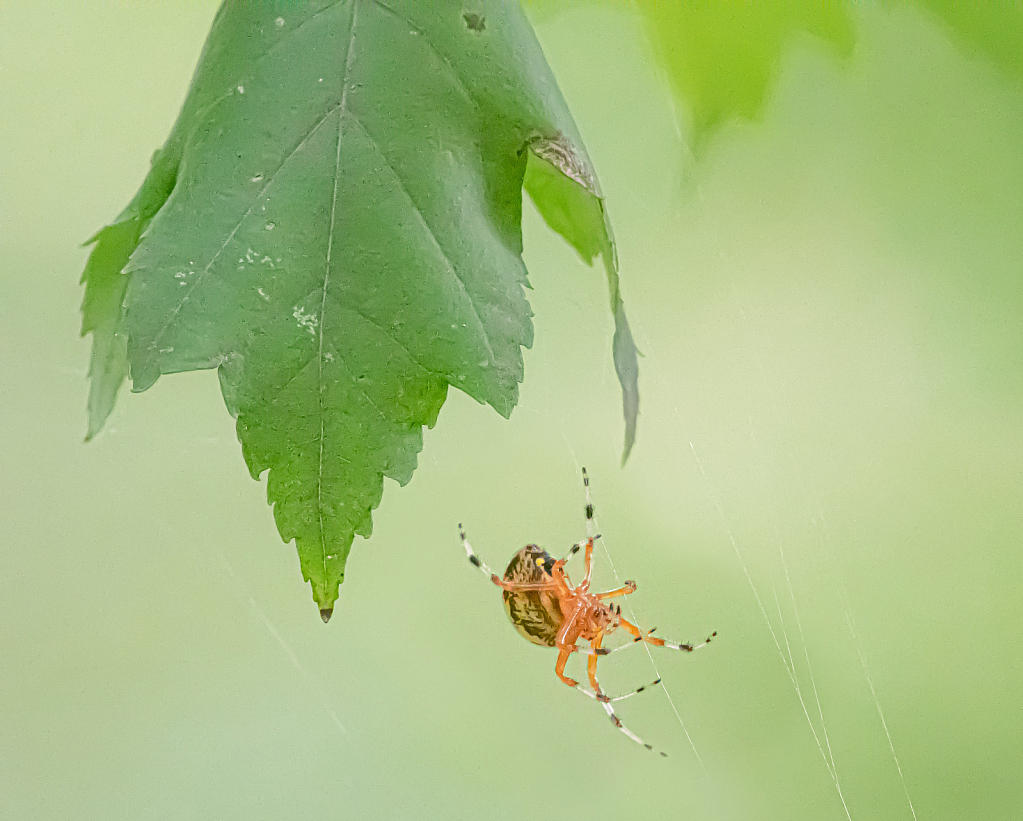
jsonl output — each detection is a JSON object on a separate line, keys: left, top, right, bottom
{"left": 529, "top": 134, "right": 601, "bottom": 198}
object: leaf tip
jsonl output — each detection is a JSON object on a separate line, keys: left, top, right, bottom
{"left": 84, "top": 416, "right": 106, "bottom": 444}
{"left": 621, "top": 437, "right": 635, "bottom": 467}
{"left": 319, "top": 607, "right": 333, "bottom": 624}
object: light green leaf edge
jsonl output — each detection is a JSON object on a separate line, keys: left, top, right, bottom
{"left": 524, "top": 143, "right": 638, "bottom": 462}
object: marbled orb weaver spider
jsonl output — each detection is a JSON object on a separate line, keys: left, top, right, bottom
{"left": 459, "top": 469, "right": 715, "bottom": 754}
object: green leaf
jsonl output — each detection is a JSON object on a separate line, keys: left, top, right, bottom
{"left": 635, "top": 1, "right": 855, "bottom": 153}
{"left": 79, "top": 147, "right": 179, "bottom": 441}
{"left": 81, "top": 0, "right": 636, "bottom": 617}
{"left": 521, "top": 1, "right": 854, "bottom": 153}
{"left": 913, "top": 0, "right": 1023, "bottom": 84}
{"left": 80, "top": 220, "right": 137, "bottom": 442}
{"left": 523, "top": 147, "right": 637, "bottom": 461}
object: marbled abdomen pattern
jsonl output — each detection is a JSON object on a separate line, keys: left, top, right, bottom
{"left": 502, "top": 545, "right": 565, "bottom": 647}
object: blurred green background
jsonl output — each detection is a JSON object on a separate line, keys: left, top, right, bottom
{"left": 1, "top": 2, "right": 1020, "bottom": 819}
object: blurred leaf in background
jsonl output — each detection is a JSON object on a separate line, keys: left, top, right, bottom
{"left": 524, "top": 0, "right": 855, "bottom": 153}
{"left": 525, "top": 1, "right": 1022, "bottom": 154}
{"left": 915, "top": 0, "right": 1023, "bottom": 83}
{"left": 635, "top": 1, "right": 855, "bottom": 153}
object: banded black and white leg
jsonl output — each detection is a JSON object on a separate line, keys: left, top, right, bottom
{"left": 459, "top": 523, "right": 503, "bottom": 582}
{"left": 584, "top": 660, "right": 669, "bottom": 755}
{"left": 562, "top": 532, "right": 601, "bottom": 567}
{"left": 601, "top": 701, "right": 669, "bottom": 756}
{"left": 460, "top": 524, "right": 598, "bottom": 601}
{"left": 582, "top": 467, "right": 597, "bottom": 542}
{"left": 623, "top": 626, "right": 718, "bottom": 653}
{"left": 574, "top": 676, "right": 664, "bottom": 704}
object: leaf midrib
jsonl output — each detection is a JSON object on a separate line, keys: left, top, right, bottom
{"left": 315, "top": 0, "right": 360, "bottom": 574}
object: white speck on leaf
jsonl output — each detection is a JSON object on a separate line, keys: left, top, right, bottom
{"left": 245, "top": 248, "right": 276, "bottom": 267}
{"left": 293, "top": 306, "right": 318, "bottom": 335}
{"left": 275, "top": 17, "right": 285, "bottom": 27}
{"left": 257, "top": 287, "right": 269, "bottom": 301}
{"left": 237, "top": 85, "right": 245, "bottom": 94}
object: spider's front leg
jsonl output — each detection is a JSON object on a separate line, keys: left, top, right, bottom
{"left": 460, "top": 525, "right": 569, "bottom": 593}
{"left": 459, "top": 524, "right": 503, "bottom": 584}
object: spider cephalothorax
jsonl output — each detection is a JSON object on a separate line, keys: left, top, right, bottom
{"left": 460, "top": 469, "right": 715, "bottom": 754}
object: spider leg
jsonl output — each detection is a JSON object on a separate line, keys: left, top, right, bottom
{"left": 579, "top": 468, "right": 598, "bottom": 590}
{"left": 582, "top": 467, "right": 596, "bottom": 541}
{"left": 458, "top": 523, "right": 505, "bottom": 580}
{"left": 587, "top": 631, "right": 606, "bottom": 692}
{"left": 583, "top": 630, "right": 668, "bottom": 754}
{"left": 562, "top": 533, "right": 600, "bottom": 565}
{"left": 596, "top": 581, "right": 637, "bottom": 599}
{"left": 600, "top": 701, "right": 667, "bottom": 756}
{"left": 574, "top": 677, "right": 662, "bottom": 704}
{"left": 495, "top": 580, "right": 549, "bottom": 591}
{"left": 555, "top": 644, "right": 611, "bottom": 657}
{"left": 553, "top": 611, "right": 585, "bottom": 688}
{"left": 586, "top": 630, "right": 657, "bottom": 657}
{"left": 461, "top": 527, "right": 577, "bottom": 599}
{"left": 618, "top": 615, "right": 717, "bottom": 652}
{"left": 581, "top": 633, "right": 659, "bottom": 702}
{"left": 554, "top": 645, "right": 578, "bottom": 688}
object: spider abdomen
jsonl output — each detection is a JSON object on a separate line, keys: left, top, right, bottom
{"left": 502, "top": 545, "right": 564, "bottom": 647}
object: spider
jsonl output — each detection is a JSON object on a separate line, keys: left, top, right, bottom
{"left": 459, "top": 468, "right": 714, "bottom": 754}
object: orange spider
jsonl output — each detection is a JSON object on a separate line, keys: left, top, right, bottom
{"left": 460, "top": 468, "right": 714, "bottom": 753}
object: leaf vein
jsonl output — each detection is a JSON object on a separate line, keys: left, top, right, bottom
{"left": 369, "top": 0, "right": 482, "bottom": 114}
{"left": 147, "top": 80, "right": 350, "bottom": 354}
{"left": 348, "top": 113, "right": 498, "bottom": 363}
{"left": 315, "top": 0, "right": 360, "bottom": 576}
{"left": 192, "top": 1, "right": 350, "bottom": 135}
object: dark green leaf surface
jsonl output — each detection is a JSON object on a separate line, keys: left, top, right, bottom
{"left": 80, "top": 0, "right": 637, "bottom": 615}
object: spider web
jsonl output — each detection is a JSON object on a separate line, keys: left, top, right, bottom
{"left": 521, "top": 125, "right": 919, "bottom": 812}
{"left": 664, "top": 142, "right": 919, "bottom": 817}
{"left": 545, "top": 315, "right": 917, "bottom": 821}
